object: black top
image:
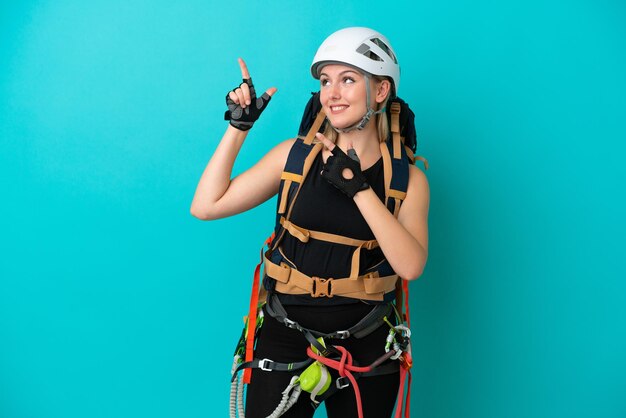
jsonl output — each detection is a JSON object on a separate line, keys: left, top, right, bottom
{"left": 278, "top": 150, "right": 387, "bottom": 306}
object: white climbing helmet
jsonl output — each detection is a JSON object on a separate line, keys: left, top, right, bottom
{"left": 311, "top": 27, "right": 400, "bottom": 95}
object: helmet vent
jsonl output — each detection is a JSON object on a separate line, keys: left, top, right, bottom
{"left": 370, "top": 38, "right": 398, "bottom": 64}
{"left": 356, "top": 43, "right": 383, "bottom": 62}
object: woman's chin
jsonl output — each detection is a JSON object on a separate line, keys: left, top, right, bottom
{"left": 328, "top": 117, "right": 359, "bottom": 131}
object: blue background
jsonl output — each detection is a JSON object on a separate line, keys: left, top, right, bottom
{"left": 1, "top": 0, "right": 625, "bottom": 417}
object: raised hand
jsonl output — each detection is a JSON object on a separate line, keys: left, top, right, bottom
{"left": 224, "top": 58, "right": 277, "bottom": 131}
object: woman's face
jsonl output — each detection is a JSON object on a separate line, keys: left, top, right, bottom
{"left": 318, "top": 64, "right": 372, "bottom": 130}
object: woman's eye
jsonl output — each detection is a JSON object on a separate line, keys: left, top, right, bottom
{"left": 343, "top": 77, "right": 355, "bottom": 84}
{"left": 321, "top": 79, "right": 330, "bottom": 86}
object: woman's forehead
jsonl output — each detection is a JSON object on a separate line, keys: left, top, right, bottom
{"left": 319, "top": 63, "right": 363, "bottom": 77}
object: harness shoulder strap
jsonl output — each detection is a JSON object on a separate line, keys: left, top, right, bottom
{"left": 384, "top": 102, "right": 415, "bottom": 324}
{"left": 381, "top": 102, "right": 411, "bottom": 218}
{"left": 272, "top": 111, "right": 326, "bottom": 251}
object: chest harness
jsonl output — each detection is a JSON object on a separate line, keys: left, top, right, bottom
{"left": 229, "top": 93, "right": 428, "bottom": 418}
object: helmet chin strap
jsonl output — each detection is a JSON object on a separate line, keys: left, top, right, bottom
{"left": 333, "top": 74, "right": 386, "bottom": 134}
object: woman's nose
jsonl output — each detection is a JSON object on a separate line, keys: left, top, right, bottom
{"left": 329, "top": 83, "right": 341, "bottom": 99}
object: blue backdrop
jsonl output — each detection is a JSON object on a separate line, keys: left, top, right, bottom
{"left": 1, "top": 1, "right": 625, "bottom": 417}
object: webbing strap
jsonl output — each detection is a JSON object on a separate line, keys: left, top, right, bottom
{"left": 380, "top": 133, "right": 411, "bottom": 216}
{"left": 402, "top": 278, "right": 411, "bottom": 327}
{"left": 393, "top": 277, "right": 412, "bottom": 325}
{"left": 233, "top": 357, "right": 313, "bottom": 380}
{"left": 281, "top": 172, "right": 303, "bottom": 182}
{"left": 278, "top": 180, "right": 292, "bottom": 214}
{"left": 266, "top": 293, "right": 393, "bottom": 340}
{"left": 405, "top": 145, "right": 416, "bottom": 164}
{"left": 349, "top": 242, "right": 367, "bottom": 279}
{"left": 393, "top": 132, "right": 402, "bottom": 159}
{"left": 280, "top": 217, "right": 379, "bottom": 279}
{"left": 390, "top": 102, "right": 402, "bottom": 160}
{"left": 280, "top": 217, "right": 310, "bottom": 242}
{"left": 390, "top": 102, "right": 401, "bottom": 132}
{"left": 272, "top": 142, "right": 323, "bottom": 252}
{"left": 243, "top": 233, "right": 274, "bottom": 384}
{"left": 415, "top": 155, "right": 429, "bottom": 170}
{"left": 280, "top": 217, "right": 377, "bottom": 248}
{"left": 393, "top": 198, "right": 401, "bottom": 217}
{"left": 380, "top": 141, "right": 393, "bottom": 209}
{"left": 264, "top": 252, "right": 398, "bottom": 301}
{"left": 303, "top": 110, "right": 326, "bottom": 145}
{"left": 387, "top": 189, "right": 407, "bottom": 200}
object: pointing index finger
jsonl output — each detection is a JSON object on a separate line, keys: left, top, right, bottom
{"left": 238, "top": 58, "right": 251, "bottom": 80}
{"left": 316, "top": 132, "right": 335, "bottom": 151}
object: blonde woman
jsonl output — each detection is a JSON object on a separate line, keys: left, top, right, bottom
{"left": 191, "top": 27, "right": 429, "bottom": 418}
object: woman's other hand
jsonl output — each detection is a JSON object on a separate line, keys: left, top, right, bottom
{"left": 316, "top": 132, "right": 370, "bottom": 198}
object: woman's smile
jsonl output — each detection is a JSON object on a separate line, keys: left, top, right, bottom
{"left": 329, "top": 104, "right": 350, "bottom": 114}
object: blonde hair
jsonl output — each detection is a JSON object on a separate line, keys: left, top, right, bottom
{"left": 322, "top": 76, "right": 391, "bottom": 144}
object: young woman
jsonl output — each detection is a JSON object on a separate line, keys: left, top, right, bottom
{"left": 191, "top": 27, "right": 429, "bottom": 418}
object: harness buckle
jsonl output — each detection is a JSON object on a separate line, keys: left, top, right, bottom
{"left": 336, "top": 376, "right": 350, "bottom": 389}
{"left": 334, "top": 330, "right": 350, "bottom": 339}
{"left": 258, "top": 358, "right": 274, "bottom": 372}
{"left": 311, "top": 277, "right": 333, "bottom": 298}
{"left": 283, "top": 318, "right": 299, "bottom": 329}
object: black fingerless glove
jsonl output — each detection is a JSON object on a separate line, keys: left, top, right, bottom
{"left": 224, "top": 78, "right": 272, "bottom": 131}
{"left": 321, "top": 147, "right": 370, "bottom": 198}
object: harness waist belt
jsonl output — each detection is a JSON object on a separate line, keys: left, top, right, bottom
{"left": 264, "top": 252, "right": 398, "bottom": 301}
{"left": 266, "top": 293, "right": 394, "bottom": 340}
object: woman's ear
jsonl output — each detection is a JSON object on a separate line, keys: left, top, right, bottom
{"left": 375, "top": 79, "right": 391, "bottom": 103}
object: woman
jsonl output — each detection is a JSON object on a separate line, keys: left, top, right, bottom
{"left": 191, "top": 27, "right": 429, "bottom": 418}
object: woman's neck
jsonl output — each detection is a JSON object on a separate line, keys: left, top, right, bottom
{"left": 332, "top": 123, "right": 382, "bottom": 168}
